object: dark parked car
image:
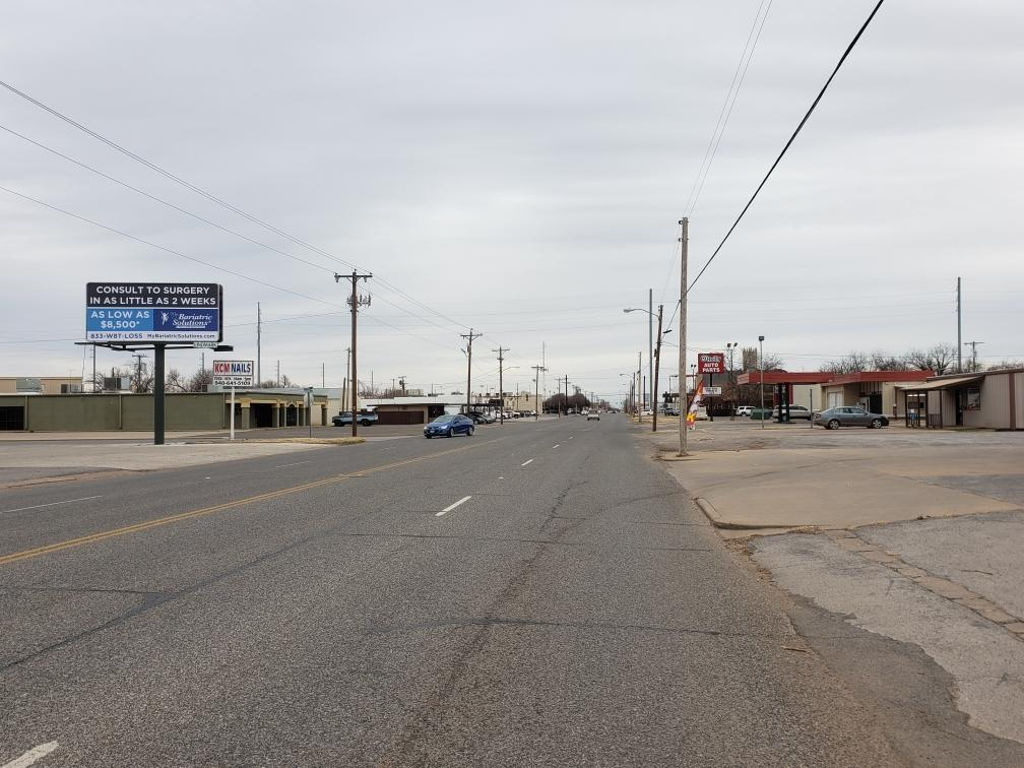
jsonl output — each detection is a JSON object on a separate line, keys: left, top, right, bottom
{"left": 814, "top": 406, "right": 889, "bottom": 430}
{"left": 424, "top": 414, "right": 475, "bottom": 438}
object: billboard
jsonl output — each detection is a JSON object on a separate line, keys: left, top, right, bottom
{"left": 86, "top": 283, "right": 222, "bottom": 343}
{"left": 697, "top": 353, "right": 725, "bottom": 374}
{"left": 213, "top": 360, "right": 254, "bottom": 387}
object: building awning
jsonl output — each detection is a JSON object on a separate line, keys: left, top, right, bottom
{"left": 897, "top": 375, "right": 984, "bottom": 392}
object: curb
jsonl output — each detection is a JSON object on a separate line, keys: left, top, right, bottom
{"left": 236, "top": 437, "right": 366, "bottom": 446}
{"left": 694, "top": 497, "right": 803, "bottom": 531}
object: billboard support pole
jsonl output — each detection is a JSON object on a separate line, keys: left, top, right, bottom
{"left": 230, "top": 386, "right": 236, "bottom": 441}
{"left": 154, "top": 342, "right": 166, "bottom": 446}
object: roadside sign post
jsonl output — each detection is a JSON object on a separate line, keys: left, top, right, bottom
{"left": 154, "top": 343, "right": 166, "bottom": 445}
{"left": 213, "top": 360, "right": 254, "bottom": 441}
{"left": 697, "top": 353, "right": 725, "bottom": 426}
{"left": 810, "top": 387, "right": 814, "bottom": 429}
{"left": 306, "top": 388, "right": 314, "bottom": 438}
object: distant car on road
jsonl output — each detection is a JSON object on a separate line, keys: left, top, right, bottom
{"left": 332, "top": 411, "right": 378, "bottom": 427}
{"left": 586, "top": 410, "right": 600, "bottom": 421}
{"left": 814, "top": 406, "right": 889, "bottom": 430}
{"left": 424, "top": 414, "right": 475, "bottom": 438}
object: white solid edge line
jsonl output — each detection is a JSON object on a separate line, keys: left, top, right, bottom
{"left": 436, "top": 495, "right": 472, "bottom": 517}
{"left": 1, "top": 496, "right": 102, "bottom": 515}
{"left": 2, "top": 742, "right": 59, "bottom": 768}
{"left": 521, "top": 459, "right": 534, "bottom": 466}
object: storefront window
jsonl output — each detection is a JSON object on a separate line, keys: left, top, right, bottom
{"left": 965, "top": 388, "right": 981, "bottom": 410}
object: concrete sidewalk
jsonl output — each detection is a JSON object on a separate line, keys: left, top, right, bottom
{"left": 0, "top": 440, "right": 334, "bottom": 488}
{"left": 644, "top": 422, "right": 1024, "bottom": 531}
{"left": 644, "top": 420, "right": 1024, "bottom": 754}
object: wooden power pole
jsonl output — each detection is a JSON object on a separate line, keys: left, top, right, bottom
{"left": 335, "top": 270, "right": 372, "bottom": 437}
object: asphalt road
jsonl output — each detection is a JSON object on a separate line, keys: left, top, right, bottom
{"left": 0, "top": 416, "right": 902, "bottom": 767}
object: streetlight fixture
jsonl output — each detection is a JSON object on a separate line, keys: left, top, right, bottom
{"left": 758, "top": 335, "right": 765, "bottom": 430}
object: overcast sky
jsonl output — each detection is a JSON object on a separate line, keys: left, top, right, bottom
{"left": 2, "top": 0, "right": 1022, "bottom": 402}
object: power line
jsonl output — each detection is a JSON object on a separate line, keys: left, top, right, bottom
{"left": 687, "top": 0, "right": 887, "bottom": 296}
{"left": 683, "top": 0, "right": 774, "bottom": 217}
{"left": 0, "top": 122, "right": 472, "bottom": 337}
{"left": 0, "top": 78, "right": 470, "bottom": 334}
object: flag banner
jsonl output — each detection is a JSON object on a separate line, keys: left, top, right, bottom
{"left": 686, "top": 381, "right": 705, "bottom": 429}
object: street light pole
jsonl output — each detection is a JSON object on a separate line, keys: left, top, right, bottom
{"left": 759, "top": 334, "right": 765, "bottom": 431}
{"left": 652, "top": 304, "right": 664, "bottom": 432}
{"left": 532, "top": 364, "right": 546, "bottom": 421}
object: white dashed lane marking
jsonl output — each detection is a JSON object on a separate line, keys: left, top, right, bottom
{"left": 521, "top": 459, "right": 534, "bottom": 466}
{"left": 1, "top": 496, "right": 102, "bottom": 516}
{"left": 2, "top": 742, "right": 59, "bottom": 768}
{"left": 435, "top": 496, "right": 472, "bottom": 517}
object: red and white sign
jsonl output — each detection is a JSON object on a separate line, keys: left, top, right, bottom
{"left": 697, "top": 353, "right": 725, "bottom": 374}
{"left": 213, "top": 359, "right": 254, "bottom": 387}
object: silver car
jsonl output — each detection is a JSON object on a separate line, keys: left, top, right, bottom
{"left": 814, "top": 406, "right": 889, "bottom": 430}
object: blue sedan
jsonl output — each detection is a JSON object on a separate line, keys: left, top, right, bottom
{"left": 424, "top": 414, "right": 475, "bottom": 438}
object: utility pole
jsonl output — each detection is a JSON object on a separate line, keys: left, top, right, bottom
{"left": 131, "top": 352, "right": 147, "bottom": 393}
{"left": 957, "top": 277, "right": 962, "bottom": 373}
{"left": 493, "top": 347, "right": 510, "bottom": 424}
{"left": 322, "top": 362, "right": 325, "bottom": 388}
{"left": 335, "top": 270, "right": 373, "bottom": 437}
{"left": 461, "top": 328, "right": 482, "bottom": 414}
{"left": 256, "top": 302, "right": 262, "bottom": 387}
{"left": 652, "top": 304, "right": 664, "bottom": 432}
{"left": 678, "top": 217, "right": 689, "bottom": 456}
{"left": 564, "top": 374, "right": 569, "bottom": 417}
{"left": 648, "top": 288, "right": 654, "bottom": 412}
{"left": 965, "top": 340, "right": 984, "bottom": 372}
{"left": 532, "top": 364, "right": 546, "bottom": 421}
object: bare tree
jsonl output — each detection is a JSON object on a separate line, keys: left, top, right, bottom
{"left": 164, "top": 368, "right": 187, "bottom": 392}
{"left": 188, "top": 368, "right": 214, "bottom": 392}
{"left": 986, "top": 359, "right": 1024, "bottom": 371}
{"left": 821, "top": 352, "right": 869, "bottom": 374}
{"left": 904, "top": 343, "right": 955, "bottom": 375}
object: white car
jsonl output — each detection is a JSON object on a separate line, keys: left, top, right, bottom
{"left": 735, "top": 406, "right": 754, "bottom": 417}
{"left": 586, "top": 410, "right": 600, "bottom": 421}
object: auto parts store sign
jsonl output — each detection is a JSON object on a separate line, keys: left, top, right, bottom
{"left": 86, "top": 283, "right": 222, "bottom": 342}
{"left": 697, "top": 352, "right": 725, "bottom": 374}
{"left": 213, "top": 360, "right": 254, "bottom": 387}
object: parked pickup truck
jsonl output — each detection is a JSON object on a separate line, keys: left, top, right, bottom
{"left": 332, "top": 410, "right": 378, "bottom": 427}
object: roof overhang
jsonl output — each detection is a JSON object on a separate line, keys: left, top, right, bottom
{"left": 897, "top": 375, "right": 984, "bottom": 392}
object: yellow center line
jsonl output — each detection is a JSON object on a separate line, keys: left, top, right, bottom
{"left": 0, "top": 437, "right": 505, "bottom": 568}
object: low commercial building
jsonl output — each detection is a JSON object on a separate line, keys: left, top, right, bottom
{"left": 897, "top": 368, "right": 1024, "bottom": 429}
{"left": 360, "top": 396, "right": 459, "bottom": 425}
{"left": 0, "top": 390, "right": 328, "bottom": 432}
{"left": 821, "top": 370, "right": 932, "bottom": 417}
{"left": 0, "top": 376, "right": 85, "bottom": 395}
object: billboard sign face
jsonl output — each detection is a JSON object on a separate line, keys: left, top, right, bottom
{"left": 86, "top": 283, "right": 222, "bottom": 343}
{"left": 697, "top": 353, "right": 725, "bottom": 374}
{"left": 704, "top": 386, "right": 722, "bottom": 396}
{"left": 213, "top": 360, "right": 254, "bottom": 387}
